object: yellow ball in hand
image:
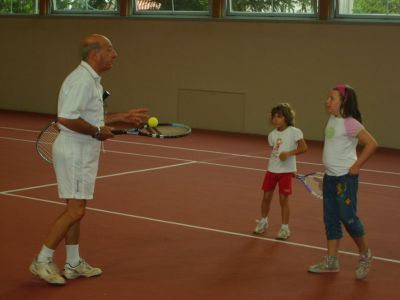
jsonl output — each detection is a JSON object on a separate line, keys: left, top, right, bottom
{"left": 148, "top": 117, "right": 159, "bottom": 127}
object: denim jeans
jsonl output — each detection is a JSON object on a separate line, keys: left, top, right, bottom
{"left": 323, "top": 174, "right": 365, "bottom": 240}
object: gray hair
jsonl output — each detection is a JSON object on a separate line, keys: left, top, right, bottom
{"left": 81, "top": 42, "right": 101, "bottom": 61}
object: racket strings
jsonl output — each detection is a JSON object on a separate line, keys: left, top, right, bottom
{"left": 304, "top": 175, "right": 323, "bottom": 197}
{"left": 36, "top": 122, "right": 59, "bottom": 163}
{"left": 139, "top": 125, "right": 190, "bottom": 137}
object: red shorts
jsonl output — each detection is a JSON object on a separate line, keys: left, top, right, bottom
{"left": 262, "top": 172, "right": 293, "bottom": 195}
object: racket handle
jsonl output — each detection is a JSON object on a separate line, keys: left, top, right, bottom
{"left": 103, "top": 90, "right": 110, "bottom": 101}
{"left": 111, "top": 130, "right": 126, "bottom": 135}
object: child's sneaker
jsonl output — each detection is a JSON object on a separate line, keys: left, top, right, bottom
{"left": 276, "top": 227, "right": 291, "bottom": 240}
{"left": 63, "top": 259, "right": 102, "bottom": 279}
{"left": 308, "top": 256, "right": 339, "bottom": 273}
{"left": 253, "top": 218, "right": 268, "bottom": 234}
{"left": 29, "top": 257, "right": 66, "bottom": 285}
{"left": 355, "top": 249, "right": 373, "bottom": 280}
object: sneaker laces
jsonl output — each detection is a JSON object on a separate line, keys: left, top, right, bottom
{"left": 358, "top": 253, "right": 371, "bottom": 271}
{"left": 78, "top": 259, "right": 96, "bottom": 271}
{"left": 80, "top": 259, "right": 89, "bottom": 269}
{"left": 278, "top": 228, "right": 288, "bottom": 237}
{"left": 325, "top": 256, "right": 338, "bottom": 268}
{"left": 255, "top": 220, "right": 266, "bottom": 229}
{"left": 41, "top": 260, "right": 61, "bottom": 276}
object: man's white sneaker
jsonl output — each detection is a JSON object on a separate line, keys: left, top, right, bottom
{"left": 276, "top": 227, "right": 291, "bottom": 240}
{"left": 29, "top": 257, "right": 66, "bottom": 285}
{"left": 253, "top": 218, "right": 268, "bottom": 234}
{"left": 63, "top": 259, "right": 102, "bottom": 279}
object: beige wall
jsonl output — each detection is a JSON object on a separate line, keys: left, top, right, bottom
{"left": 1, "top": 17, "right": 399, "bottom": 148}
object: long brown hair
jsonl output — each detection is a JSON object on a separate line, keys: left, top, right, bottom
{"left": 334, "top": 84, "right": 362, "bottom": 123}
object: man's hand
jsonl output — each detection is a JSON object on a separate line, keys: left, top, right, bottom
{"left": 121, "top": 108, "right": 150, "bottom": 127}
{"left": 96, "top": 126, "right": 114, "bottom": 141}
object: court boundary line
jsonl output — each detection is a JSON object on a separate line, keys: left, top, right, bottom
{"left": 1, "top": 161, "right": 196, "bottom": 194}
{"left": 1, "top": 191, "right": 399, "bottom": 265}
{"left": 0, "top": 126, "right": 39, "bottom": 133}
{"left": 1, "top": 129, "right": 399, "bottom": 176}
{"left": 104, "top": 150, "right": 400, "bottom": 190}
{"left": 1, "top": 151, "right": 399, "bottom": 194}
{"left": 106, "top": 140, "right": 400, "bottom": 175}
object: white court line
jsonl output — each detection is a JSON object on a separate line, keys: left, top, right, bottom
{"left": 97, "top": 161, "right": 196, "bottom": 179}
{"left": 1, "top": 161, "right": 196, "bottom": 194}
{"left": 107, "top": 139, "right": 400, "bottom": 175}
{"left": 198, "top": 161, "right": 400, "bottom": 189}
{"left": 0, "top": 136, "right": 36, "bottom": 143}
{"left": 1, "top": 191, "right": 399, "bottom": 265}
{"left": 0, "top": 126, "right": 39, "bottom": 133}
{"left": 104, "top": 150, "right": 400, "bottom": 190}
{"left": 3, "top": 182, "right": 58, "bottom": 193}
{"left": 109, "top": 139, "right": 269, "bottom": 159}
{"left": 1, "top": 129, "right": 399, "bottom": 175}
{"left": 2, "top": 147, "right": 399, "bottom": 194}
{"left": 104, "top": 149, "right": 190, "bottom": 162}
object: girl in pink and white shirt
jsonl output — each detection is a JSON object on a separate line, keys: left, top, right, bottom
{"left": 308, "top": 85, "right": 378, "bottom": 280}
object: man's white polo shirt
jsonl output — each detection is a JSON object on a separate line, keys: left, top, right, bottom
{"left": 57, "top": 61, "right": 104, "bottom": 140}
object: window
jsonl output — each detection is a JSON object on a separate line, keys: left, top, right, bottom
{"left": 134, "top": 0, "right": 211, "bottom": 15}
{"left": 51, "top": 0, "right": 119, "bottom": 14}
{"left": 336, "top": 0, "right": 400, "bottom": 19}
{"left": 0, "top": 0, "right": 39, "bottom": 14}
{"left": 227, "top": 0, "right": 318, "bottom": 17}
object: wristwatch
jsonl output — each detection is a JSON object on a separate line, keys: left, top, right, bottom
{"left": 93, "top": 126, "right": 101, "bottom": 139}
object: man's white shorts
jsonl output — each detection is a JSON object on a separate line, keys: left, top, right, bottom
{"left": 53, "top": 132, "right": 101, "bottom": 200}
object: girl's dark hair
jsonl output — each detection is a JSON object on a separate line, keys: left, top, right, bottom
{"left": 270, "top": 103, "right": 295, "bottom": 126}
{"left": 334, "top": 85, "right": 362, "bottom": 123}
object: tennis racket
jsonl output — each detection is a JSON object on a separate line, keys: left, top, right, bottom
{"left": 112, "top": 122, "right": 191, "bottom": 139}
{"left": 36, "top": 121, "right": 191, "bottom": 163}
{"left": 36, "top": 121, "right": 59, "bottom": 164}
{"left": 296, "top": 172, "right": 324, "bottom": 199}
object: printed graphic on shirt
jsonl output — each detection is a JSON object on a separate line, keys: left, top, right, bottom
{"left": 325, "top": 126, "right": 335, "bottom": 139}
{"left": 271, "top": 138, "right": 282, "bottom": 158}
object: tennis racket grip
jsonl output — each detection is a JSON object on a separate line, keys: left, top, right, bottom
{"left": 111, "top": 130, "right": 126, "bottom": 135}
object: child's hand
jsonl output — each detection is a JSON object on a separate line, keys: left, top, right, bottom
{"left": 349, "top": 163, "right": 360, "bottom": 175}
{"left": 279, "top": 152, "right": 289, "bottom": 161}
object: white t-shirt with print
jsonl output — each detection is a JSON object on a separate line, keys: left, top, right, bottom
{"left": 323, "top": 115, "right": 364, "bottom": 176}
{"left": 57, "top": 61, "right": 105, "bottom": 141}
{"left": 267, "top": 126, "right": 304, "bottom": 173}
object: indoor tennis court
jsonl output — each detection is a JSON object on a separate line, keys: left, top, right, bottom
{"left": 2, "top": 1, "right": 400, "bottom": 299}
{"left": 0, "top": 110, "right": 399, "bottom": 299}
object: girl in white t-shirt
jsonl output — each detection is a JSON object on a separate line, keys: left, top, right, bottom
{"left": 253, "top": 103, "right": 307, "bottom": 240}
{"left": 308, "top": 85, "right": 378, "bottom": 280}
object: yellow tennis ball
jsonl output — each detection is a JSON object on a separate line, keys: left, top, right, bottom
{"left": 148, "top": 117, "right": 159, "bottom": 127}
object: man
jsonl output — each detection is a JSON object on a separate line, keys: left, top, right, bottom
{"left": 30, "top": 34, "right": 149, "bottom": 285}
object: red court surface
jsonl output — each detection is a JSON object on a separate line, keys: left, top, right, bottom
{"left": 0, "top": 110, "right": 399, "bottom": 300}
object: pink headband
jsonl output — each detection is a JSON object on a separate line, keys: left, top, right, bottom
{"left": 336, "top": 84, "right": 347, "bottom": 100}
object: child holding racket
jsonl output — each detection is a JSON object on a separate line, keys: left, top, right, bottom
{"left": 308, "top": 84, "right": 378, "bottom": 280}
{"left": 254, "top": 103, "right": 307, "bottom": 239}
